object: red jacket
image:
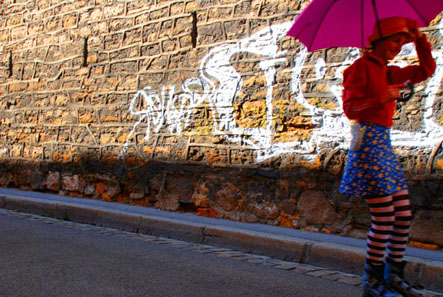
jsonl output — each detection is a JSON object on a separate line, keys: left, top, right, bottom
{"left": 342, "top": 36, "right": 436, "bottom": 127}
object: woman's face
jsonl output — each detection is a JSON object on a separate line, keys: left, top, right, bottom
{"left": 374, "top": 33, "right": 409, "bottom": 62}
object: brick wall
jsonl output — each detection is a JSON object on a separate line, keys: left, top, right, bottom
{"left": 1, "top": 0, "right": 442, "bottom": 247}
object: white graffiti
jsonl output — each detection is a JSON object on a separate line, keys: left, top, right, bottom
{"left": 121, "top": 20, "right": 443, "bottom": 162}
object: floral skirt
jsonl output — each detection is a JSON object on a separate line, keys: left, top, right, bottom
{"left": 339, "top": 123, "right": 408, "bottom": 198}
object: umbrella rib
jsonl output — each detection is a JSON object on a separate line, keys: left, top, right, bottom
{"left": 292, "top": 22, "right": 312, "bottom": 40}
{"left": 371, "top": 0, "right": 383, "bottom": 40}
{"left": 306, "top": 0, "right": 340, "bottom": 50}
{"left": 361, "top": 0, "right": 365, "bottom": 48}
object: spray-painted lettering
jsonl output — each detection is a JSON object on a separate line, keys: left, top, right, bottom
{"left": 121, "top": 20, "right": 443, "bottom": 162}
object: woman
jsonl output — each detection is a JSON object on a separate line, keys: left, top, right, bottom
{"left": 339, "top": 17, "right": 436, "bottom": 297}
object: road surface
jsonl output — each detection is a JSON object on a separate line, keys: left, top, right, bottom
{"left": 0, "top": 209, "right": 362, "bottom": 297}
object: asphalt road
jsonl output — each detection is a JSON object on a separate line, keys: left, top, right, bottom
{"left": 0, "top": 209, "right": 362, "bottom": 297}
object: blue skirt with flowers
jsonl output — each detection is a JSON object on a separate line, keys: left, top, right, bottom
{"left": 339, "top": 123, "right": 408, "bottom": 198}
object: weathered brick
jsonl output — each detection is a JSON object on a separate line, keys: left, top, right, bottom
{"left": 110, "top": 46, "right": 139, "bottom": 60}
{"left": 141, "top": 43, "right": 161, "bottom": 56}
{"left": 170, "top": 2, "right": 185, "bottom": 15}
{"left": 89, "top": 8, "right": 104, "bottom": 22}
{"left": 104, "top": 33, "right": 123, "bottom": 50}
{"left": 46, "top": 17, "right": 61, "bottom": 31}
{"left": 149, "top": 6, "right": 169, "bottom": 20}
{"left": 161, "top": 39, "right": 177, "bottom": 52}
{"left": 103, "top": 3, "right": 125, "bottom": 17}
{"left": 9, "top": 82, "right": 27, "bottom": 92}
{"left": 62, "top": 13, "right": 78, "bottom": 28}
{"left": 37, "top": 0, "right": 50, "bottom": 10}
{"left": 109, "top": 18, "right": 133, "bottom": 32}
{"left": 11, "top": 25, "right": 27, "bottom": 40}
{"left": 143, "top": 22, "right": 161, "bottom": 42}
{"left": 0, "top": 29, "right": 10, "bottom": 42}
{"left": 6, "top": 15, "right": 22, "bottom": 26}
{"left": 208, "top": 7, "right": 233, "bottom": 20}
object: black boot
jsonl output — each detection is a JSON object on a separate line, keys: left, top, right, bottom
{"left": 384, "top": 260, "right": 421, "bottom": 297}
{"left": 362, "top": 262, "right": 401, "bottom": 297}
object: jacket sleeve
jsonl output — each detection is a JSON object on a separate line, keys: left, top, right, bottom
{"left": 389, "top": 35, "right": 436, "bottom": 84}
{"left": 342, "top": 59, "right": 384, "bottom": 120}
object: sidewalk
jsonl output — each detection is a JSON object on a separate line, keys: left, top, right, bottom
{"left": 0, "top": 187, "right": 442, "bottom": 292}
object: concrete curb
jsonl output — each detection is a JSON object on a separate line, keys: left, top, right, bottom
{"left": 0, "top": 191, "right": 442, "bottom": 292}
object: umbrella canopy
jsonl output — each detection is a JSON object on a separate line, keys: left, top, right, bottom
{"left": 286, "top": 0, "right": 443, "bottom": 51}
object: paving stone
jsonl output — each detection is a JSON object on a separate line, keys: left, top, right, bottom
{"left": 320, "top": 273, "right": 341, "bottom": 281}
{"left": 273, "top": 262, "right": 301, "bottom": 270}
{"left": 337, "top": 277, "right": 363, "bottom": 286}
{"left": 307, "top": 270, "right": 338, "bottom": 277}
{"left": 292, "top": 264, "right": 324, "bottom": 274}
{"left": 190, "top": 245, "right": 215, "bottom": 250}
{"left": 246, "top": 259, "right": 267, "bottom": 264}
{"left": 226, "top": 254, "right": 254, "bottom": 261}
{"left": 149, "top": 239, "right": 171, "bottom": 244}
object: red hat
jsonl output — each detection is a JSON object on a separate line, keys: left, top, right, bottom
{"left": 368, "top": 17, "right": 414, "bottom": 45}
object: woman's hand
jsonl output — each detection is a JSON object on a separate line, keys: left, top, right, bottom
{"left": 407, "top": 19, "right": 423, "bottom": 41}
{"left": 382, "top": 84, "right": 407, "bottom": 103}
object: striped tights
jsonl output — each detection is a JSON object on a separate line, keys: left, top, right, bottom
{"left": 365, "top": 190, "right": 413, "bottom": 265}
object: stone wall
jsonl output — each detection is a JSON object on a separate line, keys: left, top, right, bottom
{"left": 0, "top": 0, "right": 442, "bottom": 247}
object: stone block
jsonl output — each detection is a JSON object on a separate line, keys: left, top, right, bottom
{"left": 298, "top": 190, "right": 338, "bottom": 226}
{"left": 9, "top": 82, "right": 27, "bottom": 92}
{"left": 420, "top": 260, "right": 443, "bottom": 292}
{"left": 0, "top": 172, "right": 13, "bottom": 187}
{"left": 109, "top": 18, "right": 132, "bottom": 32}
{"left": 37, "top": 0, "right": 49, "bottom": 10}
{"left": 62, "top": 14, "right": 77, "bottom": 27}
{"left": 6, "top": 15, "right": 21, "bottom": 26}
{"left": 0, "top": 30, "right": 9, "bottom": 42}
{"left": 149, "top": 6, "right": 169, "bottom": 20}
{"left": 61, "top": 174, "right": 84, "bottom": 193}
{"left": 411, "top": 210, "right": 443, "bottom": 246}
{"left": 10, "top": 25, "right": 27, "bottom": 40}
{"left": 122, "top": 28, "right": 142, "bottom": 46}
{"left": 103, "top": 3, "right": 125, "bottom": 17}
{"left": 44, "top": 171, "right": 60, "bottom": 192}
{"left": 58, "top": 204, "right": 97, "bottom": 225}
{"left": 46, "top": 17, "right": 61, "bottom": 31}
{"left": 203, "top": 226, "right": 307, "bottom": 263}
{"left": 281, "top": 199, "right": 296, "bottom": 215}
{"left": 3, "top": 196, "right": 56, "bottom": 218}
{"left": 138, "top": 215, "right": 205, "bottom": 243}
{"left": 307, "top": 242, "right": 364, "bottom": 275}
{"left": 95, "top": 209, "right": 140, "bottom": 233}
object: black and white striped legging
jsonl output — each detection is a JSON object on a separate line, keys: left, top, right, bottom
{"left": 365, "top": 190, "right": 413, "bottom": 265}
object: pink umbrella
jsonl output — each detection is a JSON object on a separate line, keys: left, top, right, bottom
{"left": 286, "top": 0, "right": 443, "bottom": 51}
